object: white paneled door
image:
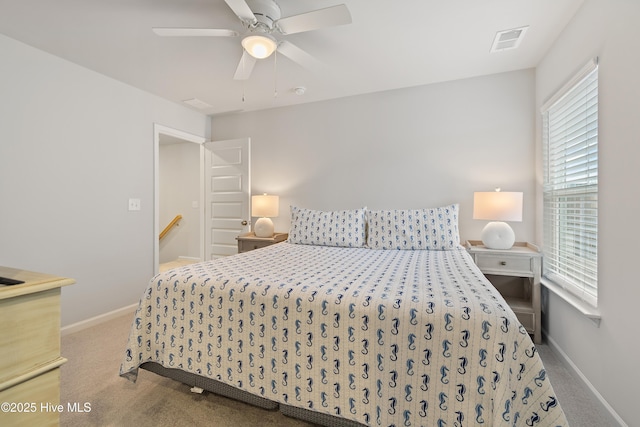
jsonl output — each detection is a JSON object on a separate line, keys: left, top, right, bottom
{"left": 204, "top": 138, "right": 251, "bottom": 259}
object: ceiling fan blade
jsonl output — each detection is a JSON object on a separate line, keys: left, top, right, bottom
{"left": 153, "top": 28, "right": 239, "bottom": 37}
{"left": 276, "top": 4, "right": 351, "bottom": 35}
{"left": 224, "top": 0, "right": 257, "bottom": 24}
{"left": 233, "top": 51, "right": 257, "bottom": 80}
{"left": 277, "top": 40, "right": 323, "bottom": 71}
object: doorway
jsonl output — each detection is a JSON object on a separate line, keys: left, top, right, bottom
{"left": 154, "top": 124, "right": 206, "bottom": 274}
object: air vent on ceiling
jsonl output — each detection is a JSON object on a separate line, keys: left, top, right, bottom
{"left": 183, "top": 98, "right": 212, "bottom": 109}
{"left": 491, "top": 26, "right": 529, "bottom": 52}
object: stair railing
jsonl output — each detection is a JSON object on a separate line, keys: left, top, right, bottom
{"left": 159, "top": 214, "right": 182, "bottom": 241}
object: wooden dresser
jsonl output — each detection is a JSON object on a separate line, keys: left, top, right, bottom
{"left": 0, "top": 267, "right": 74, "bottom": 426}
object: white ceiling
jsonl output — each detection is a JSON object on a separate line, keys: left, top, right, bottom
{"left": 0, "top": 0, "right": 584, "bottom": 116}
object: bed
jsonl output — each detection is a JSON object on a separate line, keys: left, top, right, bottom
{"left": 120, "top": 205, "right": 568, "bottom": 427}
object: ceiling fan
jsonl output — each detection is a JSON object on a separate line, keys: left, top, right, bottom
{"left": 153, "top": 0, "right": 352, "bottom": 80}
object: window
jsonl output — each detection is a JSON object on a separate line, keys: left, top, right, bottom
{"left": 541, "top": 59, "right": 598, "bottom": 307}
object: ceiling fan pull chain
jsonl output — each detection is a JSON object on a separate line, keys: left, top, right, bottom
{"left": 273, "top": 48, "right": 278, "bottom": 98}
{"left": 241, "top": 49, "right": 246, "bottom": 102}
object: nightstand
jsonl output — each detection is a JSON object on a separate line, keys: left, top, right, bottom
{"left": 466, "top": 240, "right": 542, "bottom": 344}
{"left": 236, "top": 232, "right": 288, "bottom": 253}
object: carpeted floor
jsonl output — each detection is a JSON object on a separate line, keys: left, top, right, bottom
{"left": 60, "top": 312, "right": 619, "bottom": 426}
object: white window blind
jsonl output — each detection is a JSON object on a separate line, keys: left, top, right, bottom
{"left": 542, "top": 60, "right": 598, "bottom": 307}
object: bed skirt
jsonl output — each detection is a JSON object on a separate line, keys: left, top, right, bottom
{"left": 139, "top": 362, "right": 366, "bottom": 426}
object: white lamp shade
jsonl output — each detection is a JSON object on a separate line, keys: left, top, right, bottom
{"left": 242, "top": 35, "right": 277, "bottom": 59}
{"left": 473, "top": 191, "right": 523, "bottom": 222}
{"left": 252, "top": 194, "right": 279, "bottom": 218}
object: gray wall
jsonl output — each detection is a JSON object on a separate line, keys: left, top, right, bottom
{"left": 0, "top": 34, "right": 209, "bottom": 326}
{"left": 535, "top": 1, "right": 639, "bottom": 424}
{"left": 212, "top": 69, "right": 537, "bottom": 244}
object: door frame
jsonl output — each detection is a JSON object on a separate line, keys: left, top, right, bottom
{"left": 153, "top": 124, "right": 206, "bottom": 274}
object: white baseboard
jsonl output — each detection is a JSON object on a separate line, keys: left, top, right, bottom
{"left": 545, "top": 333, "right": 627, "bottom": 427}
{"left": 61, "top": 303, "right": 138, "bottom": 336}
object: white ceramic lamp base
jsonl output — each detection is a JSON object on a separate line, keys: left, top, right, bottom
{"left": 481, "top": 221, "right": 515, "bottom": 250}
{"left": 254, "top": 217, "right": 274, "bottom": 238}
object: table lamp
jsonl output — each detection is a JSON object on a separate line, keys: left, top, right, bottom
{"left": 252, "top": 194, "right": 279, "bottom": 238}
{"left": 473, "top": 189, "right": 523, "bottom": 249}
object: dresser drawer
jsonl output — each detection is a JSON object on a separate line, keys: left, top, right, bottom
{"left": 239, "top": 240, "right": 273, "bottom": 253}
{"left": 236, "top": 233, "right": 288, "bottom": 253}
{"left": 0, "top": 288, "right": 61, "bottom": 384}
{"left": 0, "top": 368, "right": 61, "bottom": 427}
{"left": 475, "top": 254, "right": 533, "bottom": 275}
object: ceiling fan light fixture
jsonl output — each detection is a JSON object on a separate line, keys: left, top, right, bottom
{"left": 242, "top": 34, "right": 277, "bottom": 59}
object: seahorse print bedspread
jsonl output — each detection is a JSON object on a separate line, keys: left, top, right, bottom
{"left": 120, "top": 243, "right": 568, "bottom": 427}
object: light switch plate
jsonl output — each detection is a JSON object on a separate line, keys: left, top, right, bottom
{"left": 128, "top": 198, "right": 141, "bottom": 211}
